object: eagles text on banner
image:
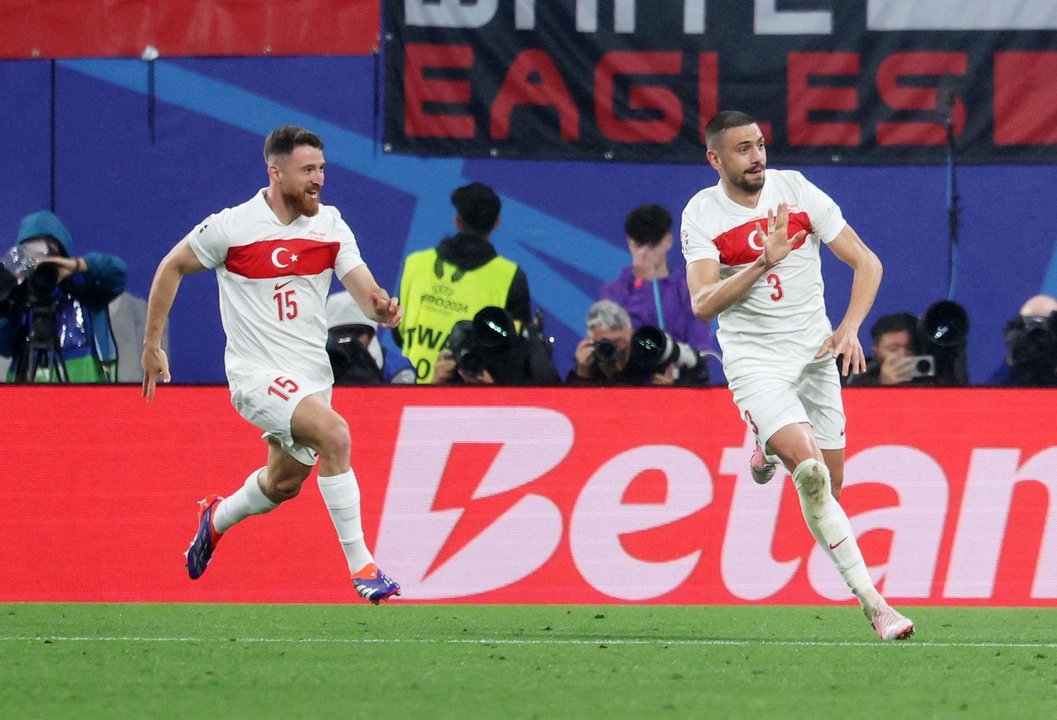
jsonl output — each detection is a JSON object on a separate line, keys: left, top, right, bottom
{"left": 385, "top": 0, "right": 1057, "bottom": 164}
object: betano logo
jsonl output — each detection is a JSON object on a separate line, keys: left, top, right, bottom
{"left": 375, "top": 406, "right": 1057, "bottom": 604}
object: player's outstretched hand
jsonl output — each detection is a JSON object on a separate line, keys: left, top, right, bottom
{"left": 757, "top": 202, "right": 807, "bottom": 270}
{"left": 816, "top": 323, "right": 867, "bottom": 377}
{"left": 141, "top": 346, "right": 171, "bottom": 402}
{"left": 371, "top": 291, "right": 404, "bottom": 328}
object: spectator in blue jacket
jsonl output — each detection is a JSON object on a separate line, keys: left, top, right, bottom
{"left": 0, "top": 211, "right": 127, "bottom": 382}
{"left": 600, "top": 204, "right": 722, "bottom": 382}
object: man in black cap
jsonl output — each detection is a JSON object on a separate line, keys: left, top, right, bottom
{"left": 396, "top": 182, "right": 533, "bottom": 383}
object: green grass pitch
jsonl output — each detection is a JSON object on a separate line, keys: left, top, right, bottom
{"left": 2, "top": 604, "right": 1055, "bottom": 719}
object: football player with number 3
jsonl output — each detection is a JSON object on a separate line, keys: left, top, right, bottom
{"left": 682, "top": 111, "right": 913, "bottom": 640}
{"left": 141, "top": 125, "right": 403, "bottom": 604}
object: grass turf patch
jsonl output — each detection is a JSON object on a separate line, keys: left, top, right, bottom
{"left": 2, "top": 604, "right": 1055, "bottom": 719}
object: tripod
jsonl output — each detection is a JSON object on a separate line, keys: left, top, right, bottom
{"left": 13, "top": 302, "right": 68, "bottom": 383}
{"left": 941, "top": 86, "right": 961, "bottom": 300}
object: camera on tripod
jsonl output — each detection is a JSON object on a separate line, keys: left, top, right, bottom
{"left": 0, "top": 241, "right": 65, "bottom": 382}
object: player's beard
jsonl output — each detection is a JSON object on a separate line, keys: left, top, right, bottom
{"left": 730, "top": 164, "right": 766, "bottom": 195}
{"left": 282, "top": 184, "right": 321, "bottom": 217}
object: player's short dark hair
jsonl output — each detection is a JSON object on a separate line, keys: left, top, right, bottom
{"left": 624, "top": 204, "right": 672, "bottom": 247}
{"left": 705, "top": 111, "right": 758, "bottom": 149}
{"left": 263, "top": 125, "right": 324, "bottom": 162}
{"left": 451, "top": 182, "right": 501, "bottom": 235}
{"left": 870, "top": 312, "right": 919, "bottom": 346}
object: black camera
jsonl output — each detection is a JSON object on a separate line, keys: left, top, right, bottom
{"left": 0, "top": 242, "right": 59, "bottom": 307}
{"left": 630, "top": 326, "right": 698, "bottom": 371}
{"left": 0, "top": 241, "right": 66, "bottom": 383}
{"left": 447, "top": 306, "right": 516, "bottom": 379}
{"left": 917, "top": 300, "right": 970, "bottom": 386}
{"left": 593, "top": 338, "right": 620, "bottom": 365}
{"left": 629, "top": 325, "right": 708, "bottom": 384}
{"left": 444, "top": 306, "right": 560, "bottom": 385}
{"left": 1004, "top": 311, "right": 1057, "bottom": 386}
{"left": 327, "top": 324, "right": 383, "bottom": 385}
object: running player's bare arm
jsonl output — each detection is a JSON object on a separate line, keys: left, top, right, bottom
{"left": 141, "top": 237, "right": 207, "bottom": 401}
{"left": 340, "top": 264, "right": 403, "bottom": 329}
{"left": 815, "top": 225, "right": 883, "bottom": 376}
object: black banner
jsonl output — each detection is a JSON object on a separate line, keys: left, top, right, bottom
{"left": 383, "top": 1, "right": 1057, "bottom": 164}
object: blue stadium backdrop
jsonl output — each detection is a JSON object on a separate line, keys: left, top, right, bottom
{"left": 3, "top": 1, "right": 1057, "bottom": 383}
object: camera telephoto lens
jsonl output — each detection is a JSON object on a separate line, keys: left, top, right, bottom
{"left": 594, "top": 339, "right": 618, "bottom": 364}
{"left": 457, "top": 350, "right": 486, "bottom": 378}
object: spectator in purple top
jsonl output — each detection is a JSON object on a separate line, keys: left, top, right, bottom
{"left": 600, "top": 204, "right": 722, "bottom": 383}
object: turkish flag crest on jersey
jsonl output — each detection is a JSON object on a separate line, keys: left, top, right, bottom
{"left": 225, "top": 238, "right": 340, "bottom": 279}
{"left": 713, "top": 210, "right": 811, "bottom": 266}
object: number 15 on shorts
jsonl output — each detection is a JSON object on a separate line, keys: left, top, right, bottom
{"left": 268, "top": 376, "right": 300, "bottom": 401}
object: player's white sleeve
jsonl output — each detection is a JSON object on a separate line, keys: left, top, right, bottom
{"left": 680, "top": 196, "right": 720, "bottom": 265}
{"left": 332, "top": 214, "right": 366, "bottom": 278}
{"left": 793, "top": 171, "right": 846, "bottom": 244}
{"left": 187, "top": 213, "right": 228, "bottom": 269}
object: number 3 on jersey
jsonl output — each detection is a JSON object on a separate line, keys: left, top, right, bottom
{"left": 273, "top": 289, "right": 298, "bottom": 321}
{"left": 766, "top": 273, "right": 783, "bottom": 301}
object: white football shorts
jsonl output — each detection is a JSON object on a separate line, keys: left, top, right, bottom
{"left": 727, "top": 356, "right": 846, "bottom": 451}
{"left": 231, "top": 370, "right": 332, "bottom": 466}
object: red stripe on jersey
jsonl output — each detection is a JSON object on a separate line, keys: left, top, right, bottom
{"left": 225, "top": 238, "right": 339, "bottom": 279}
{"left": 713, "top": 211, "right": 811, "bottom": 266}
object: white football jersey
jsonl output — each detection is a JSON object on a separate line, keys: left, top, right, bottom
{"left": 681, "top": 169, "right": 846, "bottom": 366}
{"left": 189, "top": 189, "right": 365, "bottom": 389}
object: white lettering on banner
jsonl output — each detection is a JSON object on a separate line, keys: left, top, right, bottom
{"left": 721, "top": 431, "right": 798, "bottom": 600}
{"left": 406, "top": 0, "right": 1057, "bottom": 35}
{"left": 514, "top": 0, "right": 709, "bottom": 33}
{"left": 432, "top": 0, "right": 708, "bottom": 34}
{"left": 570, "top": 445, "right": 712, "bottom": 601}
{"left": 946, "top": 448, "right": 1057, "bottom": 599}
{"left": 754, "top": 0, "right": 832, "bottom": 35}
{"left": 808, "top": 446, "right": 948, "bottom": 600}
{"left": 684, "top": 0, "right": 706, "bottom": 34}
{"left": 405, "top": 0, "right": 497, "bottom": 28}
{"left": 867, "top": 0, "right": 1057, "bottom": 31}
{"left": 514, "top": 0, "right": 534, "bottom": 30}
{"left": 375, "top": 406, "right": 572, "bottom": 599}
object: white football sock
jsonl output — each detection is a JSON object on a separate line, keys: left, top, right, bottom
{"left": 212, "top": 467, "right": 279, "bottom": 534}
{"left": 792, "top": 458, "right": 884, "bottom": 616}
{"left": 317, "top": 470, "right": 374, "bottom": 574}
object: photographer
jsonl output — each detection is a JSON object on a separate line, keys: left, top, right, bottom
{"left": 567, "top": 299, "right": 708, "bottom": 386}
{"left": 999, "top": 295, "right": 1057, "bottom": 387}
{"left": 397, "top": 182, "right": 533, "bottom": 383}
{"left": 0, "top": 211, "right": 127, "bottom": 382}
{"left": 432, "top": 305, "right": 560, "bottom": 385}
{"left": 849, "top": 303, "right": 969, "bottom": 387}
{"left": 847, "top": 312, "right": 931, "bottom": 386}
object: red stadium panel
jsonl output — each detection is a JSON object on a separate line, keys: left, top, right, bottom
{"left": 994, "top": 52, "right": 1057, "bottom": 145}
{"left": 1, "top": 386, "right": 1054, "bottom": 606}
{"left": 0, "top": 0, "right": 380, "bottom": 59}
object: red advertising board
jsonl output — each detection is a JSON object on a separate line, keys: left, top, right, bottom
{"left": 0, "top": 0, "right": 380, "bottom": 58}
{"left": 1, "top": 386, "right": 1054, "bottom": 605}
